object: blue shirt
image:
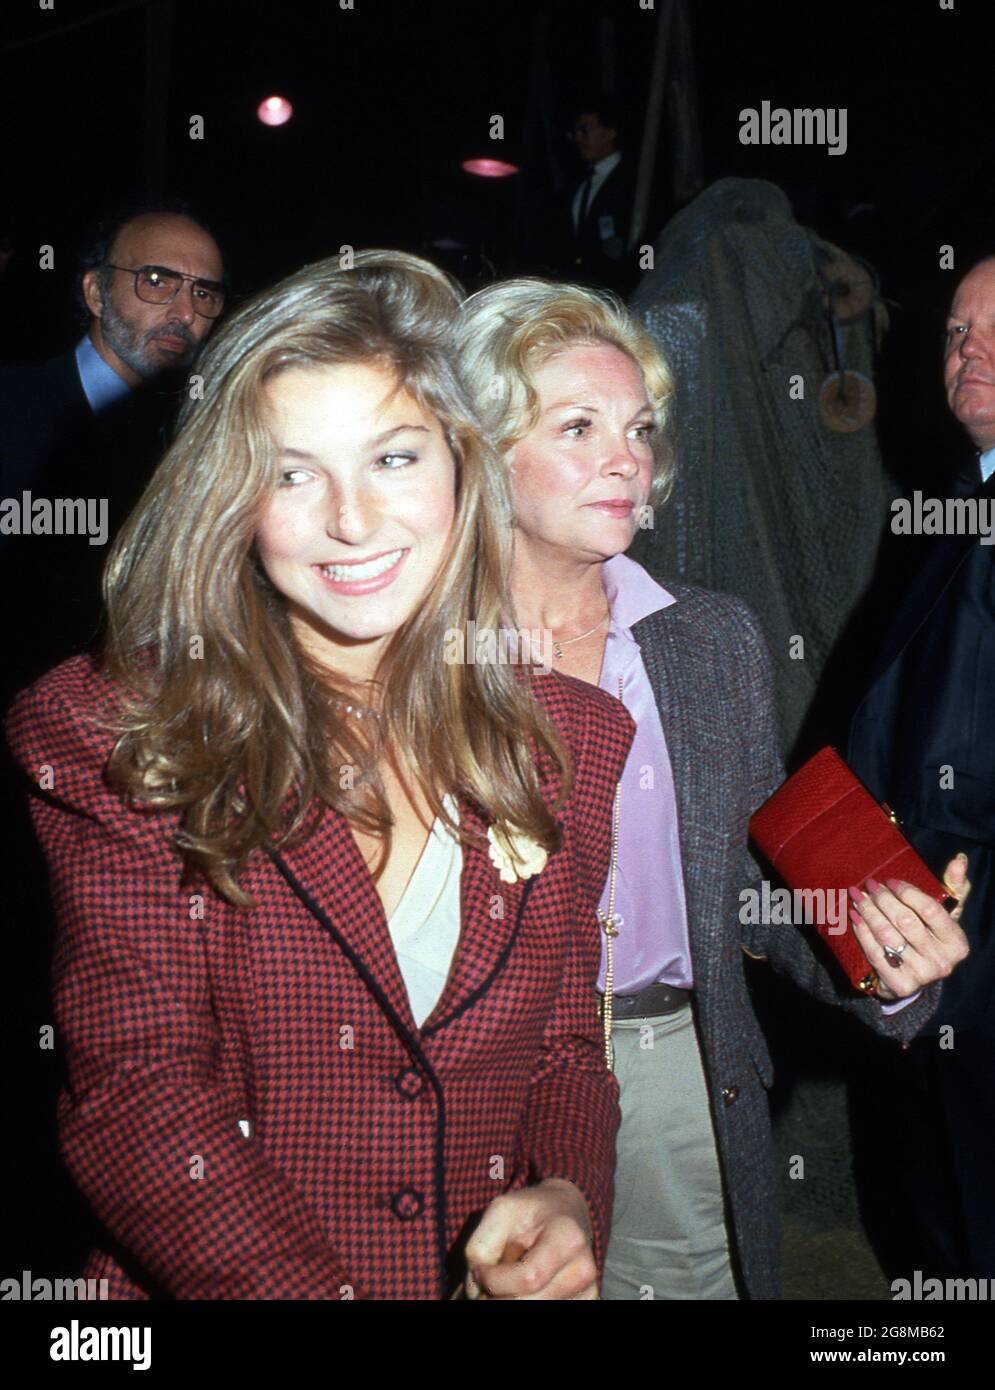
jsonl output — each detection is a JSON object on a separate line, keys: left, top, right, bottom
{"left": 74, "top": 335, "right": 132, "bottom": 415}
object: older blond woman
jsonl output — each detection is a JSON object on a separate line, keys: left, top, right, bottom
{"left": 457, "top": 278, "right": 969, "bottom": 1300}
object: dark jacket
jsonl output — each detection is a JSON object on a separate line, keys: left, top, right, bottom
{"left": 542, "top": 155, "right": 641, "bottom": 295}
{"left": 849, "top": 469, "right": 995, "bottom": 1032}
{"left": 634, "top": 582, "right": 941, "bottom": 1299}
{"left": 0, "top": 349, "right": 173, "bottom": 706}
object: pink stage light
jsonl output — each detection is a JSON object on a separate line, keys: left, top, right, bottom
{"left": 461, "top": 157, "right": 519, "bottom": 178}
{"left": 257, "top": 96, "right": 293, "bottom": 127}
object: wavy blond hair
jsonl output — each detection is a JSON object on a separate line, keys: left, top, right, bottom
{"left": 457, "top": 277, "right": 675, "bottom": 504}
{"left": 100, "top": 250, "right": 571, "bottom": 905}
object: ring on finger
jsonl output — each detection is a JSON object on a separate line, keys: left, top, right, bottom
{"left": 883, "top": 939, "right": 908, "bottom": 967}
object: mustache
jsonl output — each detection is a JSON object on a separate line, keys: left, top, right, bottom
{"left": 143, "top": 322, "right": 196, "bottom": 351}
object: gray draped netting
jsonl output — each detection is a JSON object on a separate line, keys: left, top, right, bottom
{"left": 628, "top": 177, "right": 889, "bottom": 755}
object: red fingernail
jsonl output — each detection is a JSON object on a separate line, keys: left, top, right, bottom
{"left": 848, "top": 884, "right": 864, "bottom": 903}
{"left": 848, "top": 906, "right": 862, "bottom": 926}
{"left": 885, "top": 877, "right": 905, "bottom": 894}
{"left": 865, "top": 877, "right": 882, "bottom": 894}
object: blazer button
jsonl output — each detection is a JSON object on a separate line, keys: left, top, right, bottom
{"left": 395, "top": 1067, "right": 424, "bottom": 1100}
{"left": 391, "top": 1187, "right": 424, "bottom": 1221}
{"left": 721, "top": 1085, "right": 740, "bottom": 1107}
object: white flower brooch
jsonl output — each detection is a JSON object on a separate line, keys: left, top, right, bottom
{"left": 486, "top": 823, "right": 548, "bottom": 884}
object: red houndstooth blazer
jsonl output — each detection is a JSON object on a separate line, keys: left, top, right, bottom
{"left": 6, "top": 654, "right": 634, "bottom": 1300}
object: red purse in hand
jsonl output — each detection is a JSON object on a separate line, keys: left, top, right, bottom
{"left": 749, "top": 746, "right": 954, "bottom": 995}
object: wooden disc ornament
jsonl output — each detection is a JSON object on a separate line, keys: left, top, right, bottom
{"left": 819, "top": 370, "right": 876, "bottom": 433}
{"left": 819, "top": 254, "right": 875, "bottom": 320}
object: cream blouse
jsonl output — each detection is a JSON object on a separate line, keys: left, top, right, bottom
{"left": 387, "top": 794, "right": 462, "bottom": 1028}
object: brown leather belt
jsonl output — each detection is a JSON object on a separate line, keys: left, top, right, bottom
{"left": 599, "top": 982, "right": 692, "bottom": 1020}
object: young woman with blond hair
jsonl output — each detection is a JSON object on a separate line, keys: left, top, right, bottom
{"left": 6, "top": 252, "right": 634, "bottom": 1300}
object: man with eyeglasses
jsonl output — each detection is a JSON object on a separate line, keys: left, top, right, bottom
{"left": 0, "top": 203, "right": 225, "bottom": 705}
{"left": 0, "top": 204, "right": 222, "bottom": 1292}
{"left": 78, "top": 209, "right": 224, "bottom": 394}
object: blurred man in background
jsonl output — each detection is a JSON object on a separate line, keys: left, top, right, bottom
{"left": 0, "top": 203, "right": 225, "bottom": 702}
{"left": 848, "top": 254, "right": 995, "bottom": 1282}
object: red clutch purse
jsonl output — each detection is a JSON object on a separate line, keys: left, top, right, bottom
{"left": 748, "top": 746, "right": 953, "bottom": 995}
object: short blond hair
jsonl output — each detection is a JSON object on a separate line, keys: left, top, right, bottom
{"left": 458, "top": 277, "right": 675, "bottom": 504}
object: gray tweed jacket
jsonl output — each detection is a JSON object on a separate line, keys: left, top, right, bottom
{"left": 630, "top": 582, "right": 941, "bottom": 1300}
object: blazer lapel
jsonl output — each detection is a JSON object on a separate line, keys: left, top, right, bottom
{"left": 266, "top": 794, "right": 527, "bottom": 1038}
{"left": 266, "top": 804, "right": 418, "bottom": 1029}
{"left": 633, "top": 603, "right": 722, "bottom": 992}
{"left": 419, "top": 794, "right": 526, "bottom": 1035}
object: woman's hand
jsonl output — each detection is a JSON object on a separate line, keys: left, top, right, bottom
{"left": 847, "top": 854, "right": 971, "bottom": 1002}
{"left": 463, "top": 1178, "right": 598, "bottom": 1300}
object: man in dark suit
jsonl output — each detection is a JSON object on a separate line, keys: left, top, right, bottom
{"left": 0, "top": 205, "right": 225, "bottom": 1283}
{"left": 849, "top": 255, "right": 995, "bottom": 1280}
{"left": 0, "top": 205, "right": 225, "bottom": 703}
{"left": 561, "top": 98, "right": 639, "bottom": 294}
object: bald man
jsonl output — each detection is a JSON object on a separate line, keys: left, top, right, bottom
{"left": 848, "top": 255, "right": 995, "bottom": 1283}
{"left": 0, "top": 204, "right": 225, "bottom": 702}
{"left": 79, "top": 209, "right": 224, "bottom": 392}
{"left": 944, "top": 257, "right": 995, "bottom": 468}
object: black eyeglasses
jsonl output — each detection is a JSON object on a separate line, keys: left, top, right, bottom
{"left": 104, "top": 263, "right": 226, "bottom": 318}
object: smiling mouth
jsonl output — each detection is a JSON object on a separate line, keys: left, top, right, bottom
{"left": 317, "top": 548, "right": 407, "bottom": 582}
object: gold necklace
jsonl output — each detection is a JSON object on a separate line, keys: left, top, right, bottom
{"left": 552, "top": 609, "right": 610, "bottom": 661}
{"left": 596, "top": 673, "right": 625, "bottom": 1068}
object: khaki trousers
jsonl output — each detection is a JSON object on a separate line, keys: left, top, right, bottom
{"left": 601, "top": 1003, "right": 739, "bottom": 1300}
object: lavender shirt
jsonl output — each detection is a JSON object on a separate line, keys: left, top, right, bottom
{"left": 595, "top": 554, "right": 692, "bottom": 994}
{"left": 593, "top": 553, "right": 916, "bottom": 1013}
